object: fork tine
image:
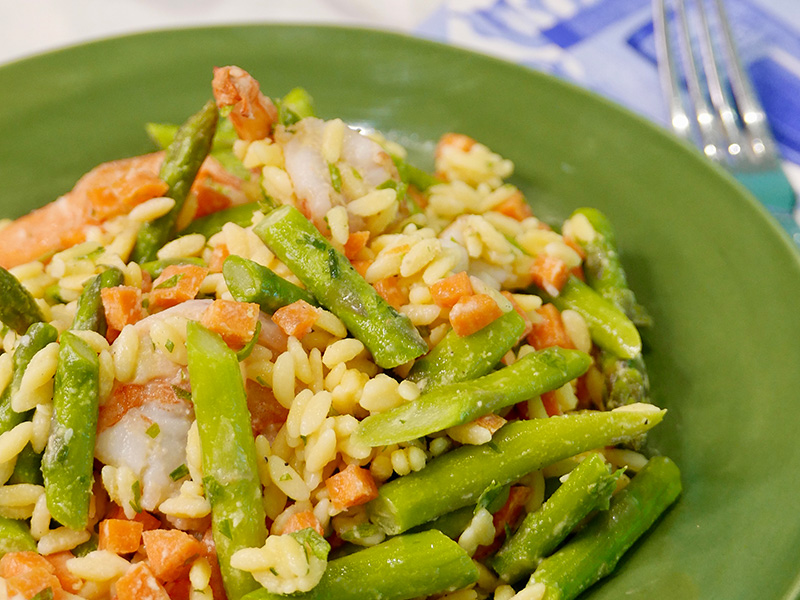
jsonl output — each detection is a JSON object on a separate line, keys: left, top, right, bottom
{"left": 710, "top": 0, "right": 780, "bottom": 166}
{"left": 653, "top": 0, "right": 693, "bottom": 141}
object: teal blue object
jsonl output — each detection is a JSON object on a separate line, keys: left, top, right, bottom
{"left": 734, "top": 169, "right": 796, "bottom": 213}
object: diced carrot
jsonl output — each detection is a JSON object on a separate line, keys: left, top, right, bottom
{"left": 430, "top": 271, "right": 473, "bottom": 309}
{"left": 142, "top": 529, "right": 205, "bottom": 582}
{"left": 245, "top": 379, "right": 289, "bottom": 440}
{"left": 350, "top": 260, "right": 372, "bottom": 278}
{"left": 501, "top": 291, "right": 533, "bottom": 340}
{"left": 149, "top": 264, "right": 209, "bottom": 309}
{"left": 106, "top": 503, "right": 162, "bottom": 531}
{"left": 116, "top": 563, "right": 171, "bottom": 600}
{"left": 325, "top": 464, "right": 379, "bottom": 510}
{"left": 493, "top": 485, "right": 532, "bottom": 534}
{"left": 207, "top": 243, "right": 230, "bottom": 273}
{"left": 278, "top": 510, "right": 325, "bottom": 537}
{"left": 343, "top": 231, "right": 370, "bottom": 260}
{"left": 474, "top": 414, "right": 507, "bottom": 436}
{"left": 0, "top": 552, "right": 62, "bottom": 599}
{"left": 98, "top": 518, "right": 144, "bottom": 555}
{"left": 435, "top": 133, "right": 476, "bottom": 161}
{"left": 191, "top": 156, "right": 247, "bottom": 218}
{"left": 200, "top": 528, "right": 227, "bottom": 600}
{"left": 493, "top": 190, "right": 533, "bottom": 221}
{"left": 449, "top": 293, "right": 504, "bottom": 337}
{"left": 562, "top": 236, "right": 587, "bottom": 260}
{"left": 571, "top": 264, "right": 585, "bottom": 282}
{"left": 530, "top": 254, "right": 570, "bottom": 297}
{"left": 272, "top": 299, "right": 318, "bottom": 339}
{"left": 163, "top": 576, "right": 192, "bottom": 600}
{"left": 101, "top": 286, "right": 144, "bottom": 331}
{"left": 540, "top": 390, "right": 563, "bottom": 417}
{"left": 46, "top": 551, "right": 83, "bottom": 594}
{"left": 526, "top": 303, "right": 575, "bottom": 351}
{"left": 200, "top": 299, "right": 261, "bottom": 349}
{"left": 373, "top": 276, "right": 407, "bottom": 310}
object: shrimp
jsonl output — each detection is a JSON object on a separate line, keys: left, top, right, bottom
{"left": 0, "top": 153, "right": 247, "bottom": 270}
{"left": 276, "top": 117, "right": 400, "bottom": 231}
{"left": 212, "top": 65, "right": 279, "bottom": 141}
{"left": 95, "top": 300, "right": 288, "bottom": 513}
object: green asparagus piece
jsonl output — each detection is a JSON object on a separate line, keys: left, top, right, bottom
{"left": 1, "top": 323, "right": 59, "bottom": 484}
{"left": 223, "top": 255, "right": 317, "bottom": 314}
{"left": 186, "top": 321, "right": 268, "bottom": 600}
{"left": 277, "top": 87, "right": 316, "bottom": 126}
{"left": 529, "top": 456, "right": 682, "bottom": 600}
{"left": 0, "top": 515, "right": 37, "bottom": 556}
{"left": 253, "top": 205, "right": 427, "bottom": 368}
{"left": 182, "top": 202, "right": 260, "bottom": 238}
{"left": 367, "top": 405, "right": 665, "bottom": 535}
{"left": 391, "top": 154, "right": 442, "bottom": 192}
{"left": 71, "top": 267, "right": 124, "bottom": 334}
{"left": 599, "top": 351, "right": 649, "bottom": 410}
{"left": 139, "top": 257, "right": 206, "bottom": 279}
{"left": 545, "top": 276, "right": 641, "bottom": 360}
{"left": 355, "top": 347, "right": 592, "bottom": 446}
{"left": 490, "top": 452, "right": 621, "bottom": 583}
{"left": 410, "top": 484, "right": 511, "bottom": 539}
{"left": 240, "top": 530, "right": 478, "bottom": 600}
{"left": 571, "top": 208, "right": 652, "bottom": 328}
{"left": 42, "top": 331, "right": 99, "bottom": 530}
{"left": 407, "top": 309, "right": 525, "bottom": 392}
{"left": 132, "top": 99, "right": 219, "bottom": 263}
{"left": 0, "top": 266, "right": 44, "bottom": 334}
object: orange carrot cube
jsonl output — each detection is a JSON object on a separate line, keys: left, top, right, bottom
{"left": 449, "top": 293, "right": 504, "bottom": 337}
{"left": 0, "top": 551, "right": 61, "bottom": 599}
{"left": 46, "top": 551, "right": 83, "bottom": 594}
{"left": 373, "top": 276, "right": 407, "bottom": 310}
{"left": 344, "top": 231, "right": 370, "bottom": 260}
{"left": 207, "top": 243, "right": 230, "bottom": 273}
{"left": 200, "top": 299, "right": 261, "bottom": 349}
{"left": 142, "top": 529, "right": 205, "bottom": 582}
{"left": 531, "top": 254, "right": 570, "bottom": 297}
{"left": 350, "top": 260, "right": 372, "bottom": 277}
{"left": 493, "top": 190, "right": 533, "bottom": 221}
{"left": 116, "top": 563, "right": 171, "bottom": 600}
{"left": 526, "top": 303, "right": 575, "bottom": 351}
{"left": 101, "top": 286, "right": 144, "bottom": 331}
{"left": 272, "top": 299, "right": 318, "bottom": 339}
{"left": 98, "top": 518, "right": 144, "bottom": 555}
{"left": 279, "top": 510, "right": 325, "bottom": 537}
{"left": 430, "top": 271, "right": 473, "bottom": 309}
{"left": 149, "top": 264, "right": 209, "bottom": 309}
{"left": 325, "top": 464, "right": 379, "bottom": 510}
{"left": 540, "top": 390, "right": 564, "bottom": 417}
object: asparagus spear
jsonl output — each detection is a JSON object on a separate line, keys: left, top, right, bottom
{"left": 42, "top": 331, "right": 100, "bottom": 529}
{"left": 406, "top": 309, "right": 526, "bottom": 392}
{"left": 253, "top": 205, "right": 427, "bottom": 368}
{"left": 71, "top": 267, "right": 124, "bottom": 334}
{"left": 186, "top": 321, "right": 268, "bottom": 600}
{"left": 240, "top": 530, "right": 478, "bottom": 600}
{"left": 355, "top": 347, "right": 592, "bottom": 447}
{"left": 367, "top": 405, "right": 665, "bottom": 535}
{"left": 223, "top": 255, "right": 317, "bottom": 314}
{"left": 277, "top": 87, "right": 316, "bottom": 126}
{"left": 0, "top": 515, "right": 37, "bottom": 557}
{"left": 410, "top": 484, "right": 511, "bottom": 539}
{"left": 570, "top": 208, "right": 652, "bottom": 328}
{"left": 544, "top": 276, "right": 641, "bottom": 360}
{"left": 0, "top": 266, "right": 44, "bottom": 334}
{"left": 1, "top": 322, "right": 59, "bottom": 485}
{"left": 490, "top": 452, "right": 621, "bottom": 583}
{"left": 529, "top": 456, "right": 682, "bottom": 600}
{"left": 132, "top": 99, "right": 218, "bottom": 263}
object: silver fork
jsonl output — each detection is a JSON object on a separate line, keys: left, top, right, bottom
{"left": 652, "top": 0, "right": 800, "bottom": 244}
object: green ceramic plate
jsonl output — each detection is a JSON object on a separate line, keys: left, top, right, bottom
{"left": 2, "top": 25, "right": 800, "bottom": 599}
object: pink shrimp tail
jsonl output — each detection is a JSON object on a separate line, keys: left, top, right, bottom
{"left": 212, "top": 65, "right": 278, "bottom": 141}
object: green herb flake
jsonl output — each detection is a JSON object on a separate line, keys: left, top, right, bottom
{"left": 164, "top": 339, "right": 175, "bottom": 353}
{"left": 328, "top": 163, "right": 343, "bottom": 193}
{"left": 328, "top": 248, "right": 340, "bottom": 279}
{"left": 130, "top": 480, "right": 142, "bottom": 513}
{"left": 279, "top": 473, "right": 293, "bottom": 482}
{"left": 145, "top": 423, "right": 161, "bottom": 439}
{"left": 169, "top": 464, "right": 190, "bottom": 481}
{"left": 290, "top": 528, "right": 331, "bottom": 561}
{"left": 172, "top": 385, "right": 192, "bottom": 402}
{"left": 154, "top": 273, "right": 183, "bottom": 290}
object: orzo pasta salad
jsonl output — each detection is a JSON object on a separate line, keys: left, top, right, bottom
{"left": 0, "top": 66, "right": 680, "bottom": 600}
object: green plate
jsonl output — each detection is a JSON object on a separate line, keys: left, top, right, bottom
{"left": 2, "top": 25, "right": 800, "bottom": 599}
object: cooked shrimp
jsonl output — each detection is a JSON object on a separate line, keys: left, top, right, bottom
{"left": 0, "top": 153, "right": 246, "bottom": 269}
{"left": 212, "top": 65, "right": 279, "bottom": 141}
{"left": 276, "top": 117, "right": 400, "bottom": 231}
